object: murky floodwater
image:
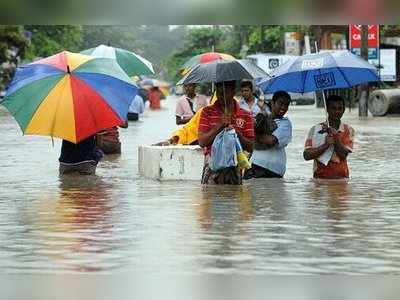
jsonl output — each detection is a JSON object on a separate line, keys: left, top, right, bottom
{"left": 1, "top": 95, "right": 400, "bottom": 275}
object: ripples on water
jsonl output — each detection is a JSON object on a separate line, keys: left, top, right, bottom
{"left": 0, "top": 98, "right": 400, "bottom": 276}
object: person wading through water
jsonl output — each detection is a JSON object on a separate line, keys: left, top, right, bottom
{"left": 198, "top": 80, "right": 254, "bottom": 184}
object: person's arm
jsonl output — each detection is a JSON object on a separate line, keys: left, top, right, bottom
{"left": 303, "top": 135, "right": 335, "bottom": 160}
{"left": 273, "top": 119, "right": 292, "bottom": 148}
{"left": 257, "top": 119, "right": 292, "bottom": 149}
{"left": 333, "top": 139, "right": 352, "bottom": 159}
{"left": 257, "top": 134, "right": 278, "bottom": 148}
{"left": 152, "top": 135, "right": 179, "bottom": 146}
{"left": 198, "top": 124, "right": 224, "bottom": 147}
{"left": 327, "top": 127, "right": 352, "bottom": 160}
{"left": 198, "top": 115, "right": 230, "bottom": 147}
{"left": 236, "top": 131, "right": 254, "bottom": 152}
{"left": 176, "top": 115, "right": 191, "bottom": 125}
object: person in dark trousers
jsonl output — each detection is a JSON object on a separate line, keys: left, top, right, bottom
{"left": 59, "top": 135, "right": 103, "bottom": 175}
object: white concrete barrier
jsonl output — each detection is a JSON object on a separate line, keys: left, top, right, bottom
{"left": 138, "top": 145, "right": 204, "bottom": 181}
{"left": 368, "top": 89, "right": 400, "bottom": 116}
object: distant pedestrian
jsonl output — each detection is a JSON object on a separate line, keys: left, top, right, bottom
{"left": 148, "top": 86, "right": 162, "bottom": 109}
{"left": 239, "top": 80, "right": 267, "bottom": 117}
{"left": 128, "top": 94, "right": 145, "bottom": 121}
{"left": 175, "top": 83, "right": 208, "bottom": 125}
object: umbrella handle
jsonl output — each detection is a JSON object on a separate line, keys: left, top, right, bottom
{"left": 321, "top": 90, "right": 329, "bottom": 127}
{"left": 315, "top": 42, "right": 330, "bottom": 127}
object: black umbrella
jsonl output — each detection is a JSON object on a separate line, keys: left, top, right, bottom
{"left": 176, "top": 59, "right": 269, "bottom": 85}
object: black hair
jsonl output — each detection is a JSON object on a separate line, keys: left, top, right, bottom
{"left": 216, "top": 80, "right": 236, "bottom": 88}
{"left": 272, "top": 90, "right": 291, "bottom": 103}
{"left": 326, "top": 95, "right": 345, "bottom": 109}
{"left": 240, "top": 80, "right": 253, "bottom": 89}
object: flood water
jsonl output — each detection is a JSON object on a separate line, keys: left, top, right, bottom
{"left": 1, "top": 95, "right": 400, "bottom": 276}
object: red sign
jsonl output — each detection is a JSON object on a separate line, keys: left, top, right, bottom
{"left": 349, "top": 25, "right": 379, "bottom": 48}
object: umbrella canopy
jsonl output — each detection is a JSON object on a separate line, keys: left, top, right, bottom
{"left": 258, "top": 50, "right": 379, "bottom": 94}
{"left": 180, "top": 52, "right": 235, "bottom": 75}
{"left": 177, "top": 59, "right": 269, "bottom": 85}
{"left": 1, "top": 51, "right": 138, "bottom": 144}
{"left": 81, "top": 44, "right": 154, "bottom": 77}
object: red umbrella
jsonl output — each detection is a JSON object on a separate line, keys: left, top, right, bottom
{"left": 180, "top": 52, "right": 235, "bottom": 75}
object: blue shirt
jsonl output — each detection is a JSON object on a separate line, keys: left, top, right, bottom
{"left": 251, "top": 117, "right": 292, "bottom": 176}
{"left": 129, "top": 95, "right": 144, "bottom": 114}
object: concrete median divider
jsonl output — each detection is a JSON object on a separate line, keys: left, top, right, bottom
{"left": 368, "top": 89, "right": 400, "bottom": 116}
{"left": 138, "top": 145, "right": 204, "bottom": 181}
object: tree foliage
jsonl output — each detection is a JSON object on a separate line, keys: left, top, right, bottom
{"left": 0, "top": 25, "right": 29, "bottom": 91}
{"left": 164, "top": 26, "right": 225, "bottom": 82}
{"left": 24, "top": 25, "right": 83, "bottom": 60}
{"left": 163, "top": 25, "right": 311, "bottom": 82}
{"left": 81, "top": 25, "right": 187, "bottom": 76}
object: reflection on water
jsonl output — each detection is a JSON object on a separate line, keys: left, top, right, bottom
{"left": 1, "top": 98, "right": 400, "bottom": 275}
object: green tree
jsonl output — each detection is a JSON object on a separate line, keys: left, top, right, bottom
{"left": 82, "top": 25, "right": 186, "bottom": 77}
{"left": 381, "top": 25, "right": 400, "bottom": 36}
{"left": 164, "top": 26, "right": 224, "bottom": 82}
{"left": 81, "top": 25, "right": 138, "bottom": 51}
{"left": 0, "top": 25, "right": 29, "bottom": 91}
{"left": 248, "top": 25, "right": 308, "bottom": 54}
{"left": 24, "top": 25, "right": 83, "bottom": 60}
{"left": 163, "top": 25, "right": 313, "bottom": 83}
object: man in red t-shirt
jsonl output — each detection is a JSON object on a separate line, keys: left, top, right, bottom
{"left": 198, "top": 80, "right": 254, "bottom": 184}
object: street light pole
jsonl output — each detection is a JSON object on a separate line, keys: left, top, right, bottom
{"left": 359, "top": 25, "right": 369, "bottom": 117}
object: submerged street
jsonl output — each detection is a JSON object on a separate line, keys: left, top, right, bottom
{"left": 0, "top": 96, "right": 400, "bottom": 275}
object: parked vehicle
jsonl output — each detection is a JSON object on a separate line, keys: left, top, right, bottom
{"left": 247, "top": 53, "right": 296, "bottom": 75}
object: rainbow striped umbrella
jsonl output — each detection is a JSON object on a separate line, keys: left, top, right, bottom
{"left": 1, "top": 51, "right": 138, "bottom": 144}
{"left": 180, "top": 52, "right": 235, "bottom": 75}
{"left": 81, "top": 44, "right": 154, "bottom": 77}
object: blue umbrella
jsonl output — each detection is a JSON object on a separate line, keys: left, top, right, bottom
{"left": 258, "top": 50, "right": 379, "bottom": 94}
{"left": 257, "top": 50, "right": 379, "bottom": 126}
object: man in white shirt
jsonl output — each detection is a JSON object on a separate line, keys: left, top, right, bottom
{"left": 239, "top": 81, "right": 269, "bottom": 117}
{"left": 175, "top": 83, "right": 209, "bottom": 125}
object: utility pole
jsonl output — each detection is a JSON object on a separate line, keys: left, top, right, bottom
{"left": 359, "top": 25, "right": 369, "bottom": 117}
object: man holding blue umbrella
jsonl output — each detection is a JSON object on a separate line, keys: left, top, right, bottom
{"left": 303, "top": 94, "right": 355, "bottom": 179}
{"left": 258, "top": 50, "right": 378, "bottom": 179}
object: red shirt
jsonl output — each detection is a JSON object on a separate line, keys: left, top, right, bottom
{"left": 148, "top": 88, "right": 161, "bottom": 109}
{"left": 199, "top": 100, "right": 254, "bottom": 155}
